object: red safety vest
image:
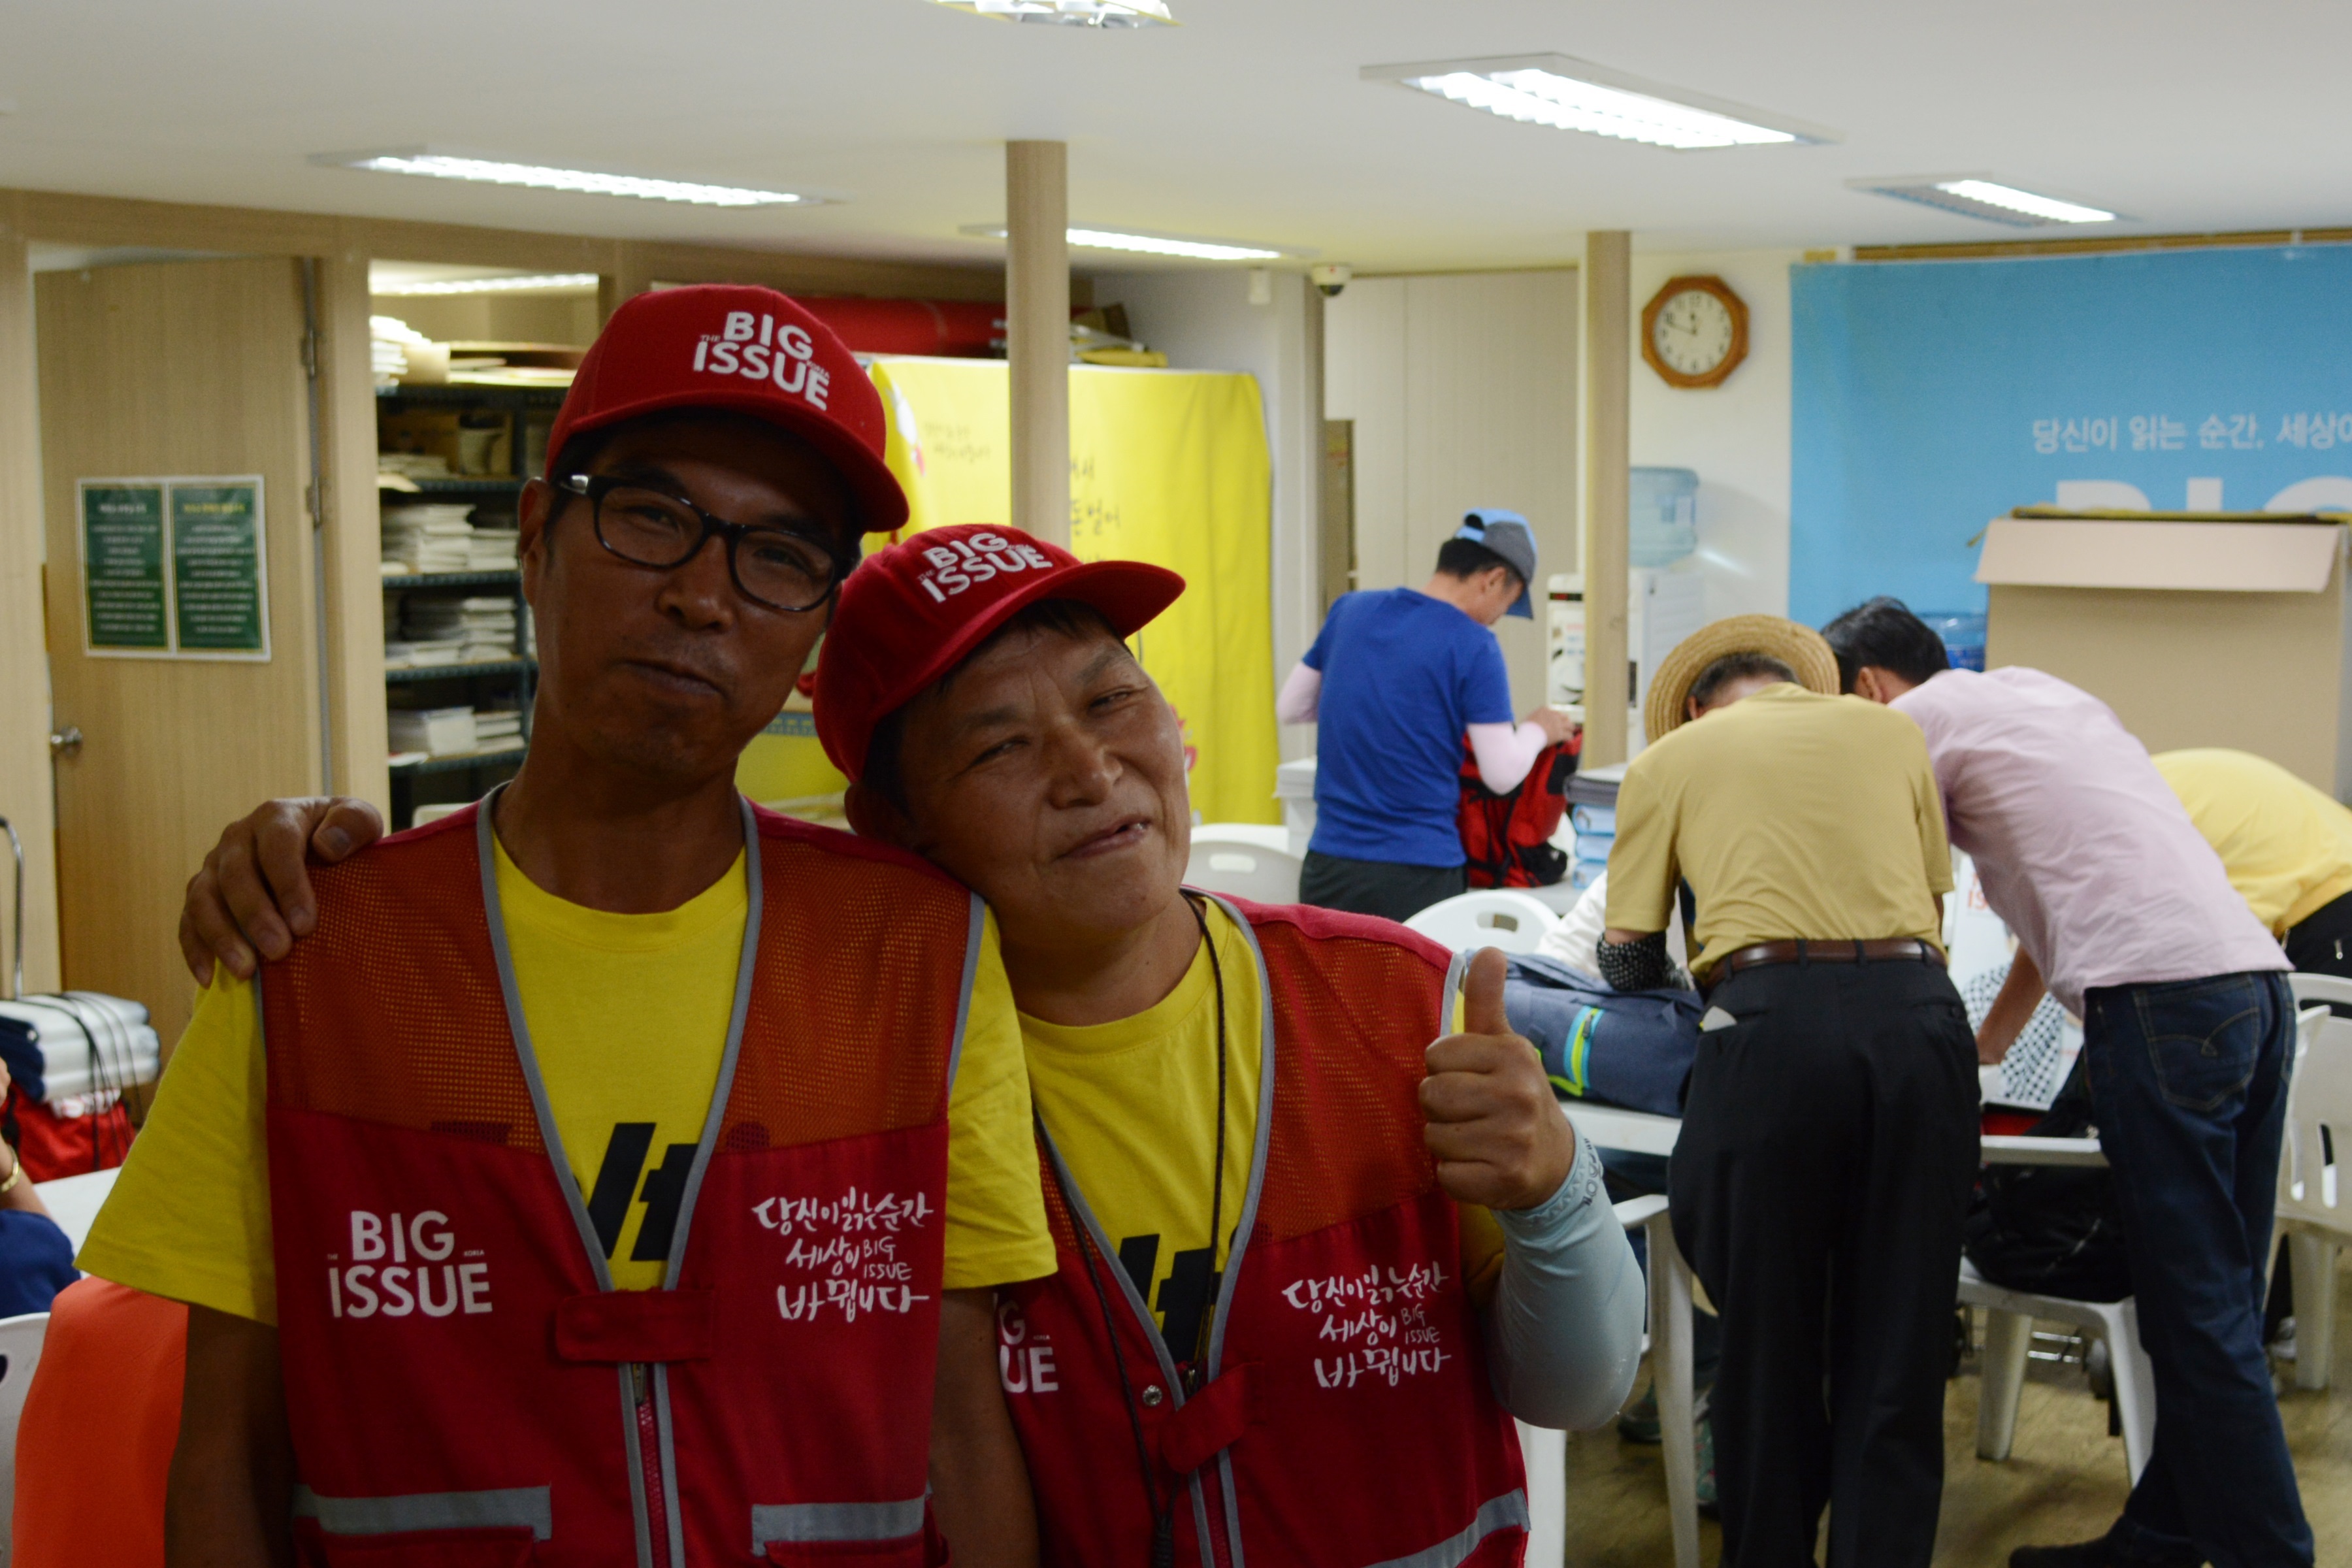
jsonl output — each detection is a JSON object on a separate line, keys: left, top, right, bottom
{"left": 261, "top": 800, "right": 977, "bottom": 1568}
{"left": 999, "top": 898, "right": 1528, "bottom": 1568}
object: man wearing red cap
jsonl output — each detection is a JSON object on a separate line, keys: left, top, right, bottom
{"left": 84, "top": 287, "right": 1054, "bottom": 1567}
{"left": 182, "top": 510, "right": 1646, "bottom": 1567}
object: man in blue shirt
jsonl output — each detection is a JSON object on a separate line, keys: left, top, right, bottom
{"left": 1279, "top": 510, "right": 1576, "bottom": 922}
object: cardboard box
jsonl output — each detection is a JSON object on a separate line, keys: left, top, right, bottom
{"left": 1978, "top": 515, "right": 2352, "bottom": 796}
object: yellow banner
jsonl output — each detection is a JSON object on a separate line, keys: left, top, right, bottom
{"left": 869, "top": 358, "right": 1277, "bottom": 826}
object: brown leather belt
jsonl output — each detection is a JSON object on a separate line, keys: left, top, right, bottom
{"left": 1708, "top": 938, "right": 1944, "bottom": 991}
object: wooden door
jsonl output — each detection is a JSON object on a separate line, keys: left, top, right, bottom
{"left": 38, "top": 257, "right": 321, "bottom": 1047}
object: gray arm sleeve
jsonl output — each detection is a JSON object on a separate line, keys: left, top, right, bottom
{"left": 1480, "top": 1130, "right": 1646, "bottom": 1430}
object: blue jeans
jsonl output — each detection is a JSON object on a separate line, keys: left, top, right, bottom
{"left": 2084, "top": 970, "right": 2311, "bottom": 1567}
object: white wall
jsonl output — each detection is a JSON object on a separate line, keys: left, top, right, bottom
{"left": 1322, "top": 270, "right": 1580, "bottom": 713}
{"left": 1627, "top": 248, "right": 1808, "bottom": 622}
{"left": 1090, "top": 267, "right": 1321, "bottom": 762}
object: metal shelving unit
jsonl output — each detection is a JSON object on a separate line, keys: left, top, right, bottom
{"left": 378, "top": 382, "right": 556, "bottom": 826}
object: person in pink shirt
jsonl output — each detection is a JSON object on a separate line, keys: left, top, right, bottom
{"left": 1825, "top": 598, "right": 2306, "bottom": 1568}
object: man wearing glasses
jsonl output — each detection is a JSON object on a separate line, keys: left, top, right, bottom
{"left": 80, "top": 288, "right": 1053, "bottom": 1567}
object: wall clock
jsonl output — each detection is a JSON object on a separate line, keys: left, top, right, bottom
{"left": 1641, "top": 275, "right": 1748, "bottom": 389}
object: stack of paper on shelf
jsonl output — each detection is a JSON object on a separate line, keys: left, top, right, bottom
{"left": 473, "top": 708, "right": 525, "bottom": 751}
{"left": 386, "top": 706, "right": 478, "bottom": 758}
{"left": 382, "top": 505, "right": 476, "bottom": 574}
{"left": 402, "top": 596, "right": 517, "bottom": 663}
{"left": 467, "top": 528, "right": 520, "bottom": 570}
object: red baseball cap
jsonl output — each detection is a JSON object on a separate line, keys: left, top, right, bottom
{"left": 815, "top": 524, "right": 1184, "bottom": 781}
{"left": 544, "top": 284, "right": 907, "bottom": 533}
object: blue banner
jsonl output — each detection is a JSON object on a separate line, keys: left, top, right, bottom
{"left": 1789, "top": 244, "right": 2352, "bottom": 627}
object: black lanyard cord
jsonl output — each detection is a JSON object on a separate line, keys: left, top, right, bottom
{"left": 1039, "top": 896, "right": 1235, "bottom": 1568}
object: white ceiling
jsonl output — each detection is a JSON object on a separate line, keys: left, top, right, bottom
{"left": 3, "top": 0, "right": 2347, "bottom": 277}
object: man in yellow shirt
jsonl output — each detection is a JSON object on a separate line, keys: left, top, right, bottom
{"left": 2155, "top": 747, "right": 2352, "bottom": 977}
{"left": 88, "top": 287, "right": 1051, "bottom": 1567}
{"left": 1599, "top": 615, "right": 1974, "bottom": 1568}
{"left": 185, "top": 525, "right": 1647, "bottom": 1568}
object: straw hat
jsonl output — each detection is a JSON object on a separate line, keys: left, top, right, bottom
{"left": 1642, "top": 613, "right": 1841, "bottom": 742}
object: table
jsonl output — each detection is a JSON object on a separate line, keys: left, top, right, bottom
{"left": 1560, "top": 1102, "right": 2108, "bottom": 1168}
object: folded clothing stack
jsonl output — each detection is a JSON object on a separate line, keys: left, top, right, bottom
{"left": 382, "top": 504, "right": 477, "bottom": 574}
{"left": 402, "top": 595, "right": 517, "bottom": 664}
{"left": 387, "top": 706, "right": 478, "bottom": 759}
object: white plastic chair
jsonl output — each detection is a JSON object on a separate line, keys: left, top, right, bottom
{"left": 1963, "top": 1001, "right": 2330, "bottom": 1481}
{"left": 0, "top": 1311, "right": 51, "bottom": 1553}
{"left": 1182, "top": 834, "right": 1303, "bottom": 906}
{"left": 1517, "top": 1192, "right": 1698, "bottom": 1568}
{"left": 2281, "top": 976, "right": 2352, "bottom": 1390}
{"left": 1960, "top": 1262, "right": 2157, "bottom": 1484}
{"left": 1403, "top": 890, "right": 1559, "bottom": 955}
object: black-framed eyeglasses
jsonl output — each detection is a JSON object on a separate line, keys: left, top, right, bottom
{"left": 557, "top": 474, "right": 847, "bottom": 615}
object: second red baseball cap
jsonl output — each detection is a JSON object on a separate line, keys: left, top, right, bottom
{"left": 545, "top": 284, "right": 908, "bottom": 533}
{"left": 815, "top": 524, "right": 1184, "bottom": 782}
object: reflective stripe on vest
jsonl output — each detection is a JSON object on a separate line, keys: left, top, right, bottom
{"left": 1007, "top": 897, "right": 1523, "bottom": 1568}
{"left": 265, "top": 796, "right": 977, "bottom": 1568}
{"left": 751, "top": 1495, "right": 927, "bottom": 1550}
{"left": 1365, "top": 1489, "right": 1529, "bottom": 1568}
{"left": 293, "top": 1484, "right": 553, "bottom": 1541}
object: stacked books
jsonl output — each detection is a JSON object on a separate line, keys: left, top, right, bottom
{"left": 382, "top": 505, "right": 477, "bottom": 574}
{"left": 401, "top": 596, "right": 517, "bottom": 664}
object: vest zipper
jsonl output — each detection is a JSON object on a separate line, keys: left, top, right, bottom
{"left": 632, "top": 1362, "right": 673, "bottom": 1568}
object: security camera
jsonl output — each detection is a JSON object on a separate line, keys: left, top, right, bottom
{"left": 1311, "top": 263, "right": 1352, "bottom": 298}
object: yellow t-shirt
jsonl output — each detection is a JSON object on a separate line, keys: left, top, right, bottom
{"left": 2155, "top": 747, "right": 2352, "bottom": 935}
{"left": 80, "top": 839, "right": 1053, "bottom": 1321}
{"left": 1606, "top": 683, "right": 1953, "bottom": 980}
{"left": 1022, "top": 902, "right": 1505, "bottom": 1360}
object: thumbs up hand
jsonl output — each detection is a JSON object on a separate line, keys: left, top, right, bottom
{"left": 1420, "top": 947, "right": 1577, "bottom": 1212}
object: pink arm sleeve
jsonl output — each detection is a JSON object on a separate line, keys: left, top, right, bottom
{"left": 1276, "top": 662, "right": 1322, "bottom": 725}
{"left": 1468, "top": 721, "right": 1548, "bottom": 794}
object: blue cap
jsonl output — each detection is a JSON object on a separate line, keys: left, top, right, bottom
{"left": 1454, "top": 509, "right": 1538, "bottom": 619}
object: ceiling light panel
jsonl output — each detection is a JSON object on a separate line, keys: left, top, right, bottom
{"left": 1848, "top": 176, "right": 2119, "bottom": 227}
{"left": 316, "top": 151, "right": 819, "bottom": 207}
{"left": 1362, "top": 55, "right": 1836, "bottom": 151}
{"left": 372, "top": 272, "right": 600, "bottom": 297}
{"left": 932, "top": 0, "right": 1173, "bottom": 25}
{"left": 959, "top": 223, "right": 1311, "bottom": 261}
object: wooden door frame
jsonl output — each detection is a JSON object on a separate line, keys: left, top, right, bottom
{"left": 0, "top": 185, "right": 1004, "bottom": 994}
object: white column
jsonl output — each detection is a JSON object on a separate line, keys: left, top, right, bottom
{"left": 1006, "top": 141, "right": 1070, "bottom": 546}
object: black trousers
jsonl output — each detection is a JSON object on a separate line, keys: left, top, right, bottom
{"left": 1297, "top": 850, "right": 1465, "bottom": 925}
{"left": 1669, "top": 956, "right": 1979, "bottom": 1568}
{"left": 2283, "top": 887, "right": 2352, "bottom": 979}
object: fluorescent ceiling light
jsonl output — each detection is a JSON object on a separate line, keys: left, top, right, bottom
{"left": 932, "top": 0, "right": 1173, "bottom": 25}
{"left": 372, "top": 272, "right": 600, "bottom": 297}
{"left": 1848, "top": 175, "right": 2119, "bottom": 227}
{"left": 959, "top": 223, "right": 1311, "bottom": 261}
{"left": 315, "top": 150, "right": 817, "bottom": 207}
{"left": 1362, "top": 54, "right": 1835, "bottom": 150}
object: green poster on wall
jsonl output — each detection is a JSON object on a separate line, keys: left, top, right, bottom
{"left": 169, "top": 480, "right": 268, "bottom": 657}
{"left": 78, "top": 482, "right": 169, "bottom": 651}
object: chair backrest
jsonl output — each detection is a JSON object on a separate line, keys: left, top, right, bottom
{"left": 1183, "top": 840, "right": 1304, "bottom": 906}
{"left": 1404, "top": 890, "right": 1560, "bottom": 955}
{"left": 2290, "top": 972, "right": 2352, "bottom": 1013}
{"left": 1190, "top": 823, "right": 1293, "bottom": 855}
{"left": 0, "top": 1310, "right": 51, "bottom": 1551}
{"left": 2281, "top": 1002, "right": 2352, "bottom": 1235}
